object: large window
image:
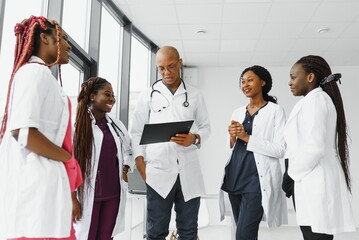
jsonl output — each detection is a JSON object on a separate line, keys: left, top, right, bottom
{"left": 98, "top": 6, "right": 123, "bottom": 118}
{"left": 62, "top": 0, "right": 91, "bottom": 52}
{"left": 128, "top": 36, "right": 151, "bottom": 131}
{"left": 60, "top": 62, "right": 84, "bottom": 121}
{"left": 0, "top": 0, "right": 157, "bottom": 133}
{"left": 0, "top": 0, "right": 44, "bottom": 115}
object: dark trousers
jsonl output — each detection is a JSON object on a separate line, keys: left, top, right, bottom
{"left": 228, "top": 192, "right": 263, "bottom": 240}
{"left": 146, "top": 176, "right": 200, "bottom": 240}
{"left": 300, "top": 226, "right": 333, "bottom": 240}
{"left": 88, "top": 196, "right": 120, "bottom": 240}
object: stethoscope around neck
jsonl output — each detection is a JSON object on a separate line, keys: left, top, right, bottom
{"left": 150, "top": 79, "right": 189, "bottom": 112}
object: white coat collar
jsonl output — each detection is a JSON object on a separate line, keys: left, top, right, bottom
{"left": 88, "top": 108, "right": 96, "bottom": 125}
{"left": 28, "top": 56, "right": 52, "bottom": 75}
{"left": 28, "top": 55, "right": 46, "bottom": 64}
{"left": 157, "top": 79, "right": 187, "bottom": 96}
{"left": 305, "top": 86, "right": 323, "bottom": 97}
{"left": 287, "top": 87, "right": 323, "bottom": 123}
{"left": 88, "top": 110, "right": 115, "bottom": 126}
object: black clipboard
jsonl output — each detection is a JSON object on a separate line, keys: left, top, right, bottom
{"left": 139, "top": 120, "right": 194, "bottom": 145}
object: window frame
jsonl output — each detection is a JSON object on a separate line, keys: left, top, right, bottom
{"left": 0, "top": 0, "right": 159, "bottom": 129}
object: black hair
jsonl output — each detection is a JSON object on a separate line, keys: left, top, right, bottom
{"left": 240, "top": 65, "right": 277, "bottom": 103}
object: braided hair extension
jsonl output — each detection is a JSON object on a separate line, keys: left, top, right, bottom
{"left": 296, "top": 55, "right": 351, "bottom": 192}
{"left": 0, "top": 16, "right": 62, "bottom": 142}
{"left": 74, "top": 77, "right": 111, "bottom": 206}
{"left": 240, "top": 65, "right": 278, "bottom": 104}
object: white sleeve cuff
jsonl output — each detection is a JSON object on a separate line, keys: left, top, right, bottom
{"left": 18, "top": 128, "right": 29, "bottom": 148}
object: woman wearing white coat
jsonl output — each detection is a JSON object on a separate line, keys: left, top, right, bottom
{"left": 220, "top": 65, "right": 287, "bottom": 240}
{"left": 284, "top": 55, "right": 355, "bottom": 239}
{"left": 73, "top": 77, "right": 134, "bottom": 240}
{"left": 0, "top": 16, "right": 81, "bottom": 239}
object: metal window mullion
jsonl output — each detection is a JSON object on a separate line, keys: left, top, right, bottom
{"left": 46, "top": 0, "right": 63, "bottom": 23}
{"left": 119, "top": 22, "right": 132, "bottom": 128}
{"left": 0, "top": 0, "right": 6, "bottom": 55}
{"left": 46, "top": 0, "right": 63, "bottom": 78}
{"left": 150, "top": 46, "right": 158, "bottom": 85}
{"left": 87, "top": 0, "right": 102, "bottom": 77}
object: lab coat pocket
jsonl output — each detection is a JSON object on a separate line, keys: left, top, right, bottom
{"left": 146, "top": 143, "right": 167, "bottom": 168}
{"left": 181, "top": 104, "right": 195, "bottom": 120}
{"left": 19, "top": 154, "right": 46, "bottom": 200}
{"left": 301, "top": 164, "right": 325, "bottom": 195}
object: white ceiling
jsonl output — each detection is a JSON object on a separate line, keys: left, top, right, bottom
{"left": 114, "top": 0, "right": 359, "bottom": 67}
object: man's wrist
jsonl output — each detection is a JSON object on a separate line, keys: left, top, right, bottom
{"left": 193, "top": 133, "right": 200, "bottom": 145}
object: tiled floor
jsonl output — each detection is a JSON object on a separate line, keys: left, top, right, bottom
{"left": 125, "top": 224, "right": 358, "bottom": 240}
{"left": 119, "top": 196, "right": 358, "bottom": 240}
{"left": 0, "top": 221, "right": 356, "bottom": 240}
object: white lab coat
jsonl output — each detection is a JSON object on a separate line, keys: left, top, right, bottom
{"left": 0, "top": 56, "right": 72, "bottom": 238}
{"left": 219, "top": 102, "right": 288, "bottom": 227}
{"left": 284, "top": 87, "right": 355, "bottom": 234}
{"left": 131, "top": 81, "right": 211, "bottom": 201}
{"left": 74, "top": 113, "right": 135, "bottom": 239}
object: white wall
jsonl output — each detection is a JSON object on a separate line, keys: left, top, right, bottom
{"left": 195, "top": 65, "right": 359, "bottom": 227}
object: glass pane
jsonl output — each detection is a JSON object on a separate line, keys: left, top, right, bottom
{"left": 60, "top": 61, "right": 83, "bottom": 121}
{"left": 0, "top": 0, "right": 44, "bottom": 117}
{"left": 128, "top": 36, "right": 151, "bottom": 131}
{"left": 62, "top": 0, "right": 91, "bottom": 52}
{"left": 98, "top": 6, "right": 122, "bottom": 118}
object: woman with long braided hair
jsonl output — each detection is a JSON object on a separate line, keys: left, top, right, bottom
{"left": 73, "top": 77, "right": 134, "bottom": 240}
{"left": 0, "top": 16, "right": 82, "bottom": 239}
{"left": 284, "top": 55, "right": 355, "bottom": 239}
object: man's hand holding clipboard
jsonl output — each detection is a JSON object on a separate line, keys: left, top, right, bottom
{"left": 139, "top": 120, "right": 194, "bottom": 145}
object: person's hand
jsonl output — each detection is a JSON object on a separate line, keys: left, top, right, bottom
{"left": 72, "top": 193, "right": 82, "bottom": 223}
{"left": 236, "top": 123, "right": 249, "bottom": 142}
{"left": 228, "top": 120, "right": 241, "bottom": 138}
{"left": 122, "top": 165, "right": 130, "bottom": 182}
{"left": 170, "top": 133, "right": 195, "bottom": 147}
{"left": 228, "top": 120, "right": 249, "bottom": 145}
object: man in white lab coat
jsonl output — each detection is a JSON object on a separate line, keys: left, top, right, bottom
{"left": 131, "top": 46, "right": 211, "bottom": 240}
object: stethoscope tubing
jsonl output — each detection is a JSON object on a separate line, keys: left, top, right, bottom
{"left": 150, "top": 79, "right": 189, "bottom": 108}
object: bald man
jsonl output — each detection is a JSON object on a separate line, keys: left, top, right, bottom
{"left": 131, "top": 46, "right": 211, "bottom": 240}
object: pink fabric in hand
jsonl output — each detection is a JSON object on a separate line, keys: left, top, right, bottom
{"left": 64, "top": 155, "right": 83, "bottom": 192}
{"left": 62, "top": 98, "right": 83, "bottom": 192}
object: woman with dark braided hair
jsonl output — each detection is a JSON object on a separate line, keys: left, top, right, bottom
{"left": 73, "top": 77, "right": 134, "bottom": 240}
{"left": 219, "top": 65, "right": 288, "bottom": 239}
{"left": 0, "top": 16, "right": 83, "bottom": 239}
{"left": 284, "top": 55, "right": 355, "bottom": 239}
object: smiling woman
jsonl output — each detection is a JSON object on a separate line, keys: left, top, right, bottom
{"left": 220, "top": 65, "right": 287, "bottom": 240}
{"left": 73, "top": 77, "right": 134, "bottom": 239}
